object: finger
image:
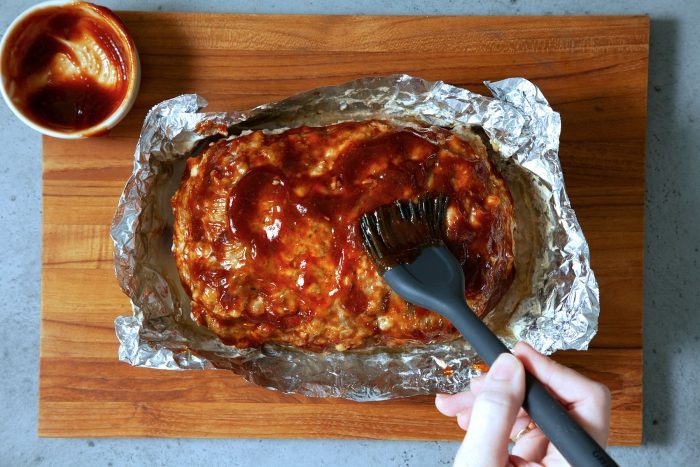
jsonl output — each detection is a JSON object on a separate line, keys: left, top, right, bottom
{"left": 455, "top": 407, "right": 531, "bottom": 432}
{"left": 508, "top": 415, "right": 533, "bottom": 439}
{"left": 508, "top": 455, "right": 541, "bottom": 467}
{"left": 455, "top": 353, "right": 525, "bottom": 467}
{"left": 541, "top": 444, "right": 572, "bottom": 467}
{"left": 513, "top": 342, "right": 605, "bottom": 405}
{"left": 456, "top": 410, "right": 472, "bottom": 431}
{"left": 472, "top": 377, "right": 528, "bottom": 419}
{"left": 435, "top": 392, "right": 477, "bottom": 417}
{"left": 470, "top": 376, "right": 485, "bottom": 393}
{"left": 511, "top": 428, "right": 548, "bottom": 462}
{"left": 437, "top": 371, "right": 529, "bottom": 433}
{"left": 433, "top": 377, "right": 487, "bottom": 418}
{"left": 513, "top": 342, "right": 611, "bottom": 447}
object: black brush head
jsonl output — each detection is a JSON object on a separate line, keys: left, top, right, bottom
{"left": 359, "top": 194, "right": 449, "bottom": 274}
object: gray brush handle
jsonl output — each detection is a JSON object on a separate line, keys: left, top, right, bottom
{"left": 444, "top": 300, "right": 618, "bottom": 467}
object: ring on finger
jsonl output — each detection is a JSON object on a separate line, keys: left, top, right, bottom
{"left": 510, "top": 420, "right": 538, "bottom": 443}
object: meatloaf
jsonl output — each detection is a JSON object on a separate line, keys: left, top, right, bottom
{"left": 171, "top": 120, "right": 515, "bottom": 351}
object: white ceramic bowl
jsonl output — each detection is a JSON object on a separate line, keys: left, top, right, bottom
{"left": 0, "top": 1, "right": 140, "bottom": 138}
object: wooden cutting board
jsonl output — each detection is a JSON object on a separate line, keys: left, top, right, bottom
{"left": 40, "top": 13, "right": 647, "bottom": 444}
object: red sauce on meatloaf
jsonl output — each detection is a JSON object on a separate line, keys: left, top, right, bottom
{"left": 172, "top": 120, "right": 514, "bottom": 350}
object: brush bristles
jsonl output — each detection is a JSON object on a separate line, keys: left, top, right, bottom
{"left": 359, "top": 194, "right": 448, "bottom": 273}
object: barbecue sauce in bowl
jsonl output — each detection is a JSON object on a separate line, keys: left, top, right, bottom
{"left": 0, "top": 2, "right": 138, "bottom": 135}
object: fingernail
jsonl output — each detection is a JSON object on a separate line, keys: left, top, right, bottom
{"left": 488, "top": 353, "right": 519, "bottom": 382}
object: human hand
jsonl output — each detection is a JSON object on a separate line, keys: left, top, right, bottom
{"left": 435, "top": 342, "right": 611, "bottom": 467}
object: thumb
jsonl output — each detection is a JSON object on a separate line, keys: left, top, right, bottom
{"left": 454, "top": 353, "right": 525, "bottom": 467}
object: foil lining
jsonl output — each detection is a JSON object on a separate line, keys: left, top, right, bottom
{"left": 110, "top": 75, "right": 599, "bottom": 400}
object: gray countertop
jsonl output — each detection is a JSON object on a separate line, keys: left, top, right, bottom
{"left": 1, "top": 0, "right": 699, "bottom": 465}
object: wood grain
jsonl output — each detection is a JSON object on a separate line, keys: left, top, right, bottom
{"left": 39, "top": 348, "right": 642, "bottom": 443}
{"left": 39, "top": 13, "right": 647, "bottom": 443}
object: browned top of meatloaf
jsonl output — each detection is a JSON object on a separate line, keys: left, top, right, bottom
{"left": 171, "top": 120, "right": 514, "bottom": 351}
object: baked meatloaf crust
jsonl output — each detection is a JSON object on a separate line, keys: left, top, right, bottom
{"left": 172, "top": 120, "right": 514, "bottom": 351}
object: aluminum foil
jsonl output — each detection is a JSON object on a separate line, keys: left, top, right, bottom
{"left": 110, "top": 74, "right": 599, "bottom": 400}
